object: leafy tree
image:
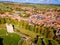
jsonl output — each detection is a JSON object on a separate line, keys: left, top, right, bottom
{"left": 37, "top": 38, "right": 43, "bottom": 45}
{"left": 0, "top": 18, "right": 6, "bottom": 24}
{"left": 47, "top": 28, "right": 54, "bottom": 39}
{"left": 34, "top": 24, "right": 40, "bottom": 33}
{"left": 19, "top": 20, "right": 25, "bottom": 28}
{"left": 18, "top": 38, "right": 24, "bottom": 45}
{"left": 51, "top": 40, "right": 59, "bottom": 45}
{"left": 0, "top": 29, "right": 7, "bottom": 38}
{"left": 43, "top": 38, "right": 49, "bottom": 45}
{"left": 3, "top": 33, "right": 21, "bottom": 45}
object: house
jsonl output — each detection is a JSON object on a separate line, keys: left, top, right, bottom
{"left": 6, "top": 23, "right": 14, "bottom": 33}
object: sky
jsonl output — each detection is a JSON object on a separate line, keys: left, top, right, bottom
{"left": 0, "top": 0, "right": 60, "bottom": 4}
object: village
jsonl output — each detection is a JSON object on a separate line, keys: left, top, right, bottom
{"left": 0, "top": 5, "right": 60, "bottom": 29}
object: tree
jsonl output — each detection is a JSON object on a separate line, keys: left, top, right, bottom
{"left": 34, "top": 24, "right": 40, "bottom": 33}
{"left": 0, "top": 18, "right": 6, "bottom": 24}
{"left": 18, "top": 38, "right": 24, "bottom": 45}
{"left": 0, "top": 29, "right": 7, "bottom": 38}
{"left": 43, "top": 38, "right": 49, "bottom": 45}
{"left": 19, "top": 20, "right": 24, "bottom": 28}
{"left": 47, "top": 28, "right": 54, "bottom": 40}
{"left": 3, "top": 33, "right": 21, "bottom": 45}
{"left": 37, "top": 38, "right": 43, "bottom": 45}
{"left": 51, "top": 40, "right": 59, "bottom": 45}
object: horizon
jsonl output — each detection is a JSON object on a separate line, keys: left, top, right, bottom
{"left": 0, "top": 0, "right": 60, "bottom": 4}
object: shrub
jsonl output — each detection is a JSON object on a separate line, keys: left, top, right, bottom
{"left": 3, "top": 33, "right": 22, "bottom": 45}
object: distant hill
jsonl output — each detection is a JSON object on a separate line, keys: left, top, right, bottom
{"left": 0, "top": 1, "right": 60, "bottom": 5}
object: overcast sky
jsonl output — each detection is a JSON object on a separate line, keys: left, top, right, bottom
{"left": 0, "top": 0, "right": 60, "bottom": 4}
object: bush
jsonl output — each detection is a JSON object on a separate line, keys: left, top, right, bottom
{"left": 51, "top": 40, "right": 59, "bottom": 45}
{"left": 3, "top": 33, "right": 22, "bottom": 45}
{"left": 37, "top": 38, "right": 43, "bottom": 45}
{"left": 43, "top": 38, "right": 49, "bottom": 45}
{"left": 0, "top": 29, "right": 7, "bottom": 38}
{"left": 0, "top": 18, "right": 6, "bottom": 24}
{"left": 18, "top": 38, "right": 24, "bottom": 45}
